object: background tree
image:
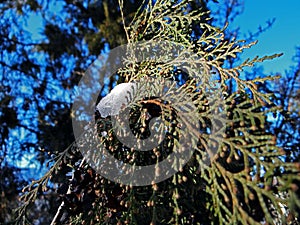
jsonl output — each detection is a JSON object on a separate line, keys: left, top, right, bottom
{"left": 0, "top": 0, "right": 141, "bottom": 223}
{"left": 0, "top": 0, "right": 299, "bottom": 224}
{"left": 270, "top": 48, "right": 300, "bottom": 162}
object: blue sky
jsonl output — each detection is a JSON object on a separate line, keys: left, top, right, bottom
{"left": 230, "top": 0, "right": 300, "bottom": 75}
{"left": 26, "top": 1, "right": 300, "bottom": 75}
{"left": 13, "top": 0, "right": 300, "bottom": 179}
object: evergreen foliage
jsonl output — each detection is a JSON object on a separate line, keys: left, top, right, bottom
{"left": 15, "top": 0, "right": 300, "bottom": 225}
{"left": 0, "top": 0, "right": 299, "bottom": 224}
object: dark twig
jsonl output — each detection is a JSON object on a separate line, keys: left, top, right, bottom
{"left": 50, "top": 158, "right": 86, "bottom": 225}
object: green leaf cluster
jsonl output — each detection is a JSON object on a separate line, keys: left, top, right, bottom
{"left": 16, "top": 1, "right": 300, "bottom": 225}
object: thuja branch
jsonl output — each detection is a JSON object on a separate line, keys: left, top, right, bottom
{"left": 15, "top": 143, "right": 79, "bottom": 223}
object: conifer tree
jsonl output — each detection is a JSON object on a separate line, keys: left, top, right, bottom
{"left": 16, "top": 0, "right": 300, "bottom": 224}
